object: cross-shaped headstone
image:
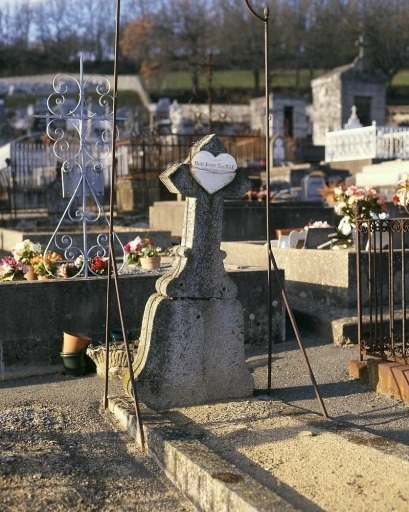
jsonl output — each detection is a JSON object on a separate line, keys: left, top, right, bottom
{"left": 157, "top": 134, "right": 252, "bottom": 299}
{"left": 129, "top": 134, "right": 254, "bottom": 409}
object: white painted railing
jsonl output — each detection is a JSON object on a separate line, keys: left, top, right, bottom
{"left": 325, "top": 123, "right": 409, "bottom": 162}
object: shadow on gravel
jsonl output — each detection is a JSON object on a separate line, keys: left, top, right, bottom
{"left": 164, "top": 409, "right": 326, "bottom": 512}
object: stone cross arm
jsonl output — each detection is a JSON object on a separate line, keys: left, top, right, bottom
{"left": 157, "top": 134, "right": 252, "bottom": 299}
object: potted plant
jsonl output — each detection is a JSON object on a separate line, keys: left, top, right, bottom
{"left": 0, "top": 256, "right": 28, "bottom": 282}
{"left": 11, "top": 239, "right": 42, "bottom": 280}
{"left": 60, "top": 332, "right": 92, "bottom": 376}
{"left": 62, "top": 331, "right": 92, "bottom": 353}
{"left": 137, "top": 237, "right": 162, "bottom": 270}
{"left": 334, "top": 185, "right": 387, "bottom": 248}
{"left": 123, "top": 236, "right": 162, "bottom": 269}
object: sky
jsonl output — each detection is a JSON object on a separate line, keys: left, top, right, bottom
{"left": 0, "top": 0, "right": 43, "bottom": 7}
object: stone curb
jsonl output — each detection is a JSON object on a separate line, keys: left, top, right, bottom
{"left": 107, "top": 396, "right": 299, "bottom": 512}
{"left": 108, "top": 395, "right": 409, "bottom": 512}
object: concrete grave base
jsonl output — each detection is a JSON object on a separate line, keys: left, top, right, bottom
{"left": 128, "top": 293, "right": 254, "bottom": 410}
{"left": 349, "top": 358, "right": 409, "bottom": 405}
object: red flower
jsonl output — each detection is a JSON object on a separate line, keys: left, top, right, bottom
{"left": 90, "top": 256, "right": 108, "bottom": 275}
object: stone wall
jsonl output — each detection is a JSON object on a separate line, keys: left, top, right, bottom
{"left": 0, "top": 267, "right": 284, "bottom": 372}
{"left": 222, "top": 241, "right": 404, "bottom": 309}
{"left": 150, "top": 200, "right": 336, "bottom": 240}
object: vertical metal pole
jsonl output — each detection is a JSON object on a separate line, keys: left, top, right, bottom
{"left": 242, "top": 1, "right": 328, "bottom": 418}
{"left": 356, "top": 220, "right": 363, "bottom": 362}
{"left": 242, "top": 1, "right": 272, "bottom": 394}
{"left": 104, "top": 0, "right": 145, "bottom": 450}
{"left": 79, "top": 55, "right": 89, "bottom": 277}
{"left": 263, "top": 11, "right": 274, "bottom": 394}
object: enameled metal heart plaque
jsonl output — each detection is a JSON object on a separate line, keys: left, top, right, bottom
{"left": 190, "top": 151, "right": 237, "bottom": 195}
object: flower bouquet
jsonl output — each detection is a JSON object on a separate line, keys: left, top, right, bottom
{"left": 392, "top": 175, "right": 409, "bottom": 211}
{"left": 31, "top": 251, "right": 62, "bottom": 278}
{"left": 245, "top": 189, "right": 259, "bottom": 201}
{"left": 0, "top": 256, "right": 28, "bottom": 282}
{"left": 11, "top": 239, "right": 41, "bottom": 265}
{"left": 304, "top": 220, "right": 331, "bottom": 230}
{"left": 257, "top": 189, "right": 274, "bottom": 202}
{"left": 334, "top": 185, "right": 386, "bottom": 236}
{"left": 89, "top": 255, "right": 109, "bottom": 276}
{"left": 123, "top": 236, "right": 143, "bottom": 265}
{"left": 58, "top": 255, "right": 84, "bottom": 278}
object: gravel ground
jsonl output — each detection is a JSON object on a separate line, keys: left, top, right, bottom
{"left": 0, "top": 329, "right": 408, "bottom": 512}
{"left": 0, "top": 373, "right": 194, "bottom": 512}
{"left": 255, "top": 329, "right": 409, "bottom": 446}
{"left": 163, "top": 330, "right": 409, "bottom": 512}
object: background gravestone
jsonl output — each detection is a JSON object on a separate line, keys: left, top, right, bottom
{"left": 128, "top": 134, "right": 254, "bottom": 409}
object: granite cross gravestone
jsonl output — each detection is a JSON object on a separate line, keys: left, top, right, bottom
{"left": 127, "top": 134, "right": 254, "bottom": 409}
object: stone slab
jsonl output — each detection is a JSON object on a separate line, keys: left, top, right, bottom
{"left": 108, "top": 395, "right": 409, "bottom": 512}
{"left": 348, "top": 359, "right": 368, "bottom": 381}
{"left": 108, "top": 397, "right": 298, "bottom": 512}
{"left": 349, "top": 359, "right": 409, "bottom": 405}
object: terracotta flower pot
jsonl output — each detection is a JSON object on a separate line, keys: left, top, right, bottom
{"left": 139, "top": 256, "right": 161, "bottom": 270}
{"left": 24, "top": 265, "right": 38, "bottom": 281}
{"left": 62, "top": 332, "right": 91, "bottom": 353}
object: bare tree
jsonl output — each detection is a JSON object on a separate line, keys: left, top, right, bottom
{"left": 155, "top": 0, "right": 218, "bottom": 95}
{"left": 361, "top": 0, "right": 409, "bottom": 87}
{"left": 1, "top": 0, "right": 409, "bottom": 98}
{"left": 120, "top": 14, "right": 160, "bottom": 75}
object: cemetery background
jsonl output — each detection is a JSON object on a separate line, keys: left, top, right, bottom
{"left": 1, "top": 4, "right": 409, "bottom": 511}
{"left": 1, "top": 27, "right": 409, "bottom": 394}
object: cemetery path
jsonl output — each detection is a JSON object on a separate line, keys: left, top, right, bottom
{"left": 0, "top": 374, "right": 195, "bottom": 512}
{"left": 0, "top": 332, "right": 408, "bottom": 512}
{"left": 161, "top": 332, "right": 409, "bottom": 512}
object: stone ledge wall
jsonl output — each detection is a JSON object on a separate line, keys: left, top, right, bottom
{"left": 0, "top": 268, "right": 284, "bottom": 371}
{"left": 222, "top": 241, "right": 399, "bottom": 309}
{"left": 150, "top": 200, "right": 336, "bottom": 241}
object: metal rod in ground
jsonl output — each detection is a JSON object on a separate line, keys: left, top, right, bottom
{"left": 102, "top": 0, "right": 146, "bottom": 450}
{"left": 269, "top": 246, "right": 329, "bottom": 419}
{"left": 242, "top": 0, "right": 273, "bottom": 395}
{"left": 103, "top": 258, "right": 112, "bottom": 409}
{"left": 110, "top": 247, "right": 146, "bottom": 451}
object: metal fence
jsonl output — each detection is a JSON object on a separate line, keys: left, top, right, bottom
{"left": 356, "top": 218, "right": 409, "bottom": 364}
{"left": 2, "top": 133, "right": 265, "bottom": 215}
{"left": 0, "top": 166, "right": 11, "bottom": 215}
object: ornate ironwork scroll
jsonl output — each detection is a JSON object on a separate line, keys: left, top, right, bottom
{"left": 37, "top": 56, "right": 125, "bottom": 277}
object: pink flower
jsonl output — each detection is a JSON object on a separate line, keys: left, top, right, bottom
{"left": 124, "top": 236, "right": 143, "bottom": 254}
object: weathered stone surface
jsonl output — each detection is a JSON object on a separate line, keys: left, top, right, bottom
{"left": 348, "top": 359, "right": 368, "bottom": 381}
{"left": 132, "top": 134, "right": 255, "bottom": 408}
{"left": 131, "top": 294, "right": 254, "bottom": 410}
{"left": 0, "top": 268, "right": 282, "bottom": 375}
{"left": 158, "top": 134, "right": 252, "bottom": 299}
